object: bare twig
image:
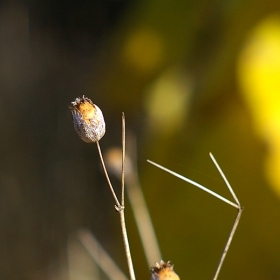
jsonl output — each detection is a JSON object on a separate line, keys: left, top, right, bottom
{"left": 104, "top": 142, "right": 162, "bottom": 266}
{"left": 96, "top": 141, "right": 121, "bottom": 208}
{"left": 97, "top": 143, "right": 135, "bottom": 280}
{"left": 125, "top": 136, "right": 162, "bottom": 265}
{"left": 96, "top": 115, "right": 135, "bottom": 280}
{"left": 212, "top": 208, "right": 243, "bottom": 280}
{"left": 69, "top": 97, "right": 135, "bottom": 279}
{"left": 209, "top": 153, "right": 243, "bottom": 280}
{"left": 209, "top": 152, "right": 241, "bottom": 206}
{"left": 148, "top": 153, "right": 243, "bottom": 280}
{"left": 119, "top": 113, "right": 136, "bottom": 280}
{"left": 147, "top": 160, "right": 239, "bottom": 209}
{"left": 121, "top": 113, "right": 125, "bottom": 206}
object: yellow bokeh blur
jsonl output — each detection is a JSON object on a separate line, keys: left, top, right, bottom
{"left": 238, "top": 14, "right": 280, "bottom": 198}
{"left": 144, "top": 66, "right": 191, "bottom": 136}
{"left": 123, "top": 28, "right": 164, "bottom": 73}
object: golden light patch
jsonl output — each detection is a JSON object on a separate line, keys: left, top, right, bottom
{"left": 238, "top": 14, "right": 280, "bottom": 198}
{"left": 123, "top": 28, "right": 164, "bottom": 72}
{"left": 144, "top": 66, "right": 191, "bottom": 136}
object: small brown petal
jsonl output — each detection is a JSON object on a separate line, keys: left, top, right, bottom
{"left": 69, "top": 95, "right": 105, "bottom": 143}
{"left": 150, "top": 261, "right": 180, "bottom": 280}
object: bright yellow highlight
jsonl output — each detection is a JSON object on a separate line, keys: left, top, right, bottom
{"left": 144, "top": 67, "right": 191, "bottom": 135}
{"left": 238, "top": 14, "right": 280, "bottom": 198}
{"left": 123, "top": 28, "right": 164, "bottom": 72}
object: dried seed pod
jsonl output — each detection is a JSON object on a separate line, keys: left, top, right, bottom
{"left": 69, "top": 96, "right": 105, "bottom": 143}
{"left": 150, "top": 261, "right": 180, "bottom": 280}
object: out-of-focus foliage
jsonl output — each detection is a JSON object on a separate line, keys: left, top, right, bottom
{"left": 238, "top": 14, "right": 280, "bottom": 198}
{"left": 144, "top": 66, "right": 191, "bottom": 136}
{"left": 1, "top": 0, "right": 280, "bottom": 280}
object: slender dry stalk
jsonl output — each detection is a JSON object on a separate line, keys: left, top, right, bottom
{"left": 121, "top": 113, "right": 125, "bottom": 206}
{"left": 125, "top": 137, "right": 162, "bottom": 265}
{"left": 147, "top": 160, "right": 239, "bottom": 209}
{"left": 96, "top": 141, "right": 121, "bottom": 208}
{"left": 69, "top": 97, "right": 135, "bottom": 280}
{"left": 70, "top": 96, "right": 243, "bottom": 280}
{"left": 209, "top": 153, "right": 241, "bottom": 207}
{"left": 119, "top": 113, "right": 136, "bottom": 280}
{"left": 104, "top": 140, "right": 162, "bottom": 266}
{"left": 212, "top": 209, "right": 243, "bottom": 280}
{"left": 96, "top": 115, "right": 135, "bottom": 280}
{"left": 148, "top": 153, "right": 243, "bottom": 280}
{"left": 209, "top": 153, "right": 243, "bottom": 280}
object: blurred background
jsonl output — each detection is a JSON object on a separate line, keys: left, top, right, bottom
{"left": 1, "top": 0, "right": 280, "bottom": 279}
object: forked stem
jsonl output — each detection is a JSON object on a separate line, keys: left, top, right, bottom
{"left": 148, "top": 154, "right": 243, "bottom": 280}
{"left": 96, "top": 141, "right": 121, "bottom": 208}
{"left": 147, "top": 160, "right": 239, "bottom": 209}
{"left": 209, "top": 153, "right": 241, "bottom": 207}
{"left": 209, "top": 153, "right": 243, "bottom": 280}
{"left": 96, "top": 115, "right": 135, "bottom": 280}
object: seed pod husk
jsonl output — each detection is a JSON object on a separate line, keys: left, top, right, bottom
{"left": 150, "top": 261, "right": 180, "bottom": 280}
{"left": 70, "top": 95, "right": 105, "bottom": 143}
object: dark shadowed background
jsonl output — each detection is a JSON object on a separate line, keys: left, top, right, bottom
{"left": 1, "top": 0, "right": 280, "bottom": 279}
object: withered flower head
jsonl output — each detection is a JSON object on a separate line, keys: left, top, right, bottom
{"left": 150, "top": 261, "right": 180, "bottom": 280}
{"left": 69, "top": 95, "right": 105, "bottom": 143}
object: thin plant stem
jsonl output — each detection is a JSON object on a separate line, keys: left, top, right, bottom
{"left": 97, "top": 115, "right": 135, "bottom": 280}
{"left": 209, "top": 152, "right": 241, "bottom": 206}
{"left": 148, "top": 154, "right": 243, "bottom": 280}
{"left": 212, "top": 208, "right": 243, "bottom": 280}
{"left": 96, "top": 141, "right": 121, "bottom": 208}
{"left": 125, "top": 136, "right": 161, "bottom": 265}
{"left": 208, "top": 153, "right": 243, "bottom": 280}
{"left": 147, "top": 160, "right": 239, "bottom": 209}
{"left": 121, "top": 113, "right": 125, "bottom": 206}
{"left": 119, "top": 113, "right": 136, "bottom": 280}
{"left": 119, "top": 210, "right": 136, "bottom": 280}
{"left": 103, "top": 136, "right": 161, "bottom": 266}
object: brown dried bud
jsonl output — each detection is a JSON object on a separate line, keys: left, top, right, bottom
{"left": 69, "top": 96, "right": 105, "bottom": 143}
{"left": 150, "top": 261, "right": 180, "bottom": 280}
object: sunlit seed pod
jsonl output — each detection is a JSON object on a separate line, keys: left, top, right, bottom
{"left": 69, "top": 95, "right": 105, "bottom": 143}
{"left": 150, "top": 261, "right": 180, "bottom": 280}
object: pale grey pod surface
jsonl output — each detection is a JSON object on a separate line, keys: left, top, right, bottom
{"left": 69, "top": 96, "right": 106, "bottom": 143}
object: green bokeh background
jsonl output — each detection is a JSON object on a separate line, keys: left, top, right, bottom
{"left": 0, "top": 0, "right": 280, "bottom": 279}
